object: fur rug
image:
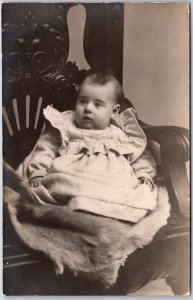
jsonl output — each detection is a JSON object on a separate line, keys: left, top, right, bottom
{"left": 3, "top": 162, "right": 170, "bottom": 288}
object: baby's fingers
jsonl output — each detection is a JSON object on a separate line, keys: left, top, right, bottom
{"left": 30, "top": 181, "right": 36, "bottom": 187}
{"left": 138, "top": 177, "right": 154, "bottom": 191}
{"left": 146, "top": 180, "right": 154, "bottom": 191}
{"left": 29, "top": 178, "right": 42, "bottom": 187}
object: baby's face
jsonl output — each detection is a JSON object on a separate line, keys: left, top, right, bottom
{"left": 74, "top": 81, "right": 119, "bottom": 130}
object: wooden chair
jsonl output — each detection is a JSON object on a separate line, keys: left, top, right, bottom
{"left": 2, "top": 3, "right": 189, "bottom": 295}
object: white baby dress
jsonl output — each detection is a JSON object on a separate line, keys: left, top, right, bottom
{"left": 27, "top": 105, "right": 158, "bottom": 222}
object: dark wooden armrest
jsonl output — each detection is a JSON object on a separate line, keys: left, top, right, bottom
{"left": 141, "top": 123, "right": 189, "bottom": 217}
{"left": 142, "top": 124, "right": 189, "bottom": 163}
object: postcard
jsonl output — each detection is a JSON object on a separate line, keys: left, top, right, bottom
{"left": 2, "top": 1, "right": 190, "bottom": 296}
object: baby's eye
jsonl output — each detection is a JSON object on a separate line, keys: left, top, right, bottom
{"left": 79, "top": 98, "right": 86, "bottom": 105}
{"left": 95, "top": 102, "right": 103, "bottom": 108}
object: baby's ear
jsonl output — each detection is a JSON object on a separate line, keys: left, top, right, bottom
{"left": 112, "top": 104, "right": 120, "bottom": 117}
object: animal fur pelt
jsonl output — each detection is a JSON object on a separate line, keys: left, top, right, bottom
{"left": 3, "top": 161, "right": 170, "bottom": 288}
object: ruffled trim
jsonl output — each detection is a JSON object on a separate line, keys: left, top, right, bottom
{"left": 111, "top": 108, "right": 147, "bottom": 162}
{"left": 60, "top": 139, "right": 133, "bottom": 156}
{"left": 43, "top": 106, "right": 72, "bottom": 141}
{"left": 43, "top": 105, "right": 146, "bottom": 160}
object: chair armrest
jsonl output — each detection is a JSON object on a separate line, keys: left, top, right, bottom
{"left": 142, "top": 125, "right": 189, "bottom": 164}
{"left": 141, "top": 123, "right": 189, "bottom": 217}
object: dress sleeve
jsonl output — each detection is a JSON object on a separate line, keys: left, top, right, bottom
{"left": 28, "top": 123, "right": 61, "bottom": 181}
{"left": 111, "top": 108, "right": 147, "bottom": 163}
{"left": 131, "top": 148, "right": 157, "bottom": 184}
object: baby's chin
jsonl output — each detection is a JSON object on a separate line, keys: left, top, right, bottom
{"left": 79, "top": 123, "right": 105, "bottom": 130}
{"left": 75, "top": 119, "right": 107, "bottom": 130}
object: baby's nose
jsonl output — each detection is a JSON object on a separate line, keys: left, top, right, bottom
{"left": 85, "top": 102, "right": 93, "bottom": 112}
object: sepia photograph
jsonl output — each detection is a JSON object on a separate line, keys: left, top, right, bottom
{"left": 2, "top": 1, "right": 190, "bottom": 296}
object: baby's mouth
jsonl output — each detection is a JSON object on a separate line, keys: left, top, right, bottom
{"left": 83, "top": 116, "right": 92, "bottom": 120}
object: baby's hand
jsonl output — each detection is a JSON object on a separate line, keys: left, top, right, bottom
{"left": 138, "top": 177, "right": 154, "bottom": 191}
{"left": 29, "top": 177, "right": 43, "bottom": 188}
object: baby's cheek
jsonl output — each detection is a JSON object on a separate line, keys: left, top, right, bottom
{"left": 96, "top": 114, "right": 110, "bottom": 129}
{"left": 74, "top": 112, "right": 82, "bottom": 126}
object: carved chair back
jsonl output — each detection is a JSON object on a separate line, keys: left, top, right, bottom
{"left": 2, "top": 3, "right": 124, "bottom": 168}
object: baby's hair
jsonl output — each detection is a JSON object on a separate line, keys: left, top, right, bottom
{"left": 81, "top": 72, "right": 124, "bottom": 104}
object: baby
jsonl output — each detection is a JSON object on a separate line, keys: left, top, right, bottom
{"left": 27, "top": 73, "right": 157, "bottom": 222}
